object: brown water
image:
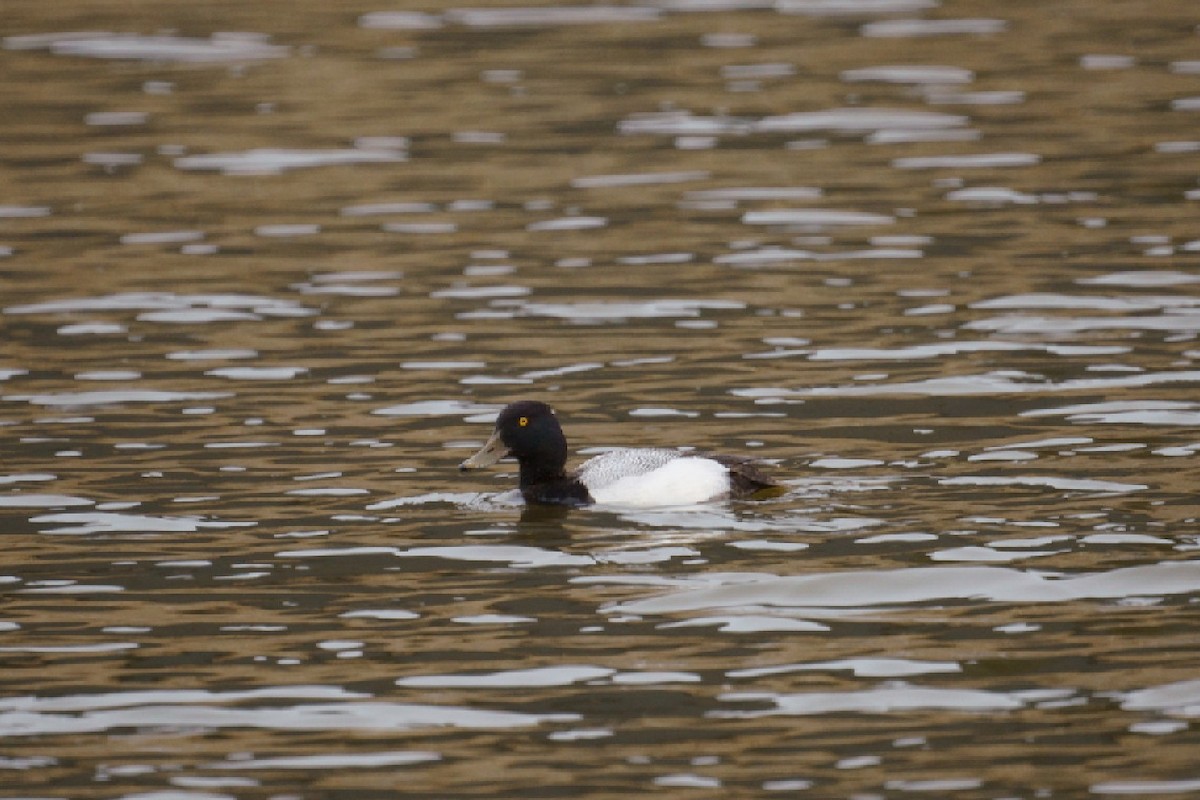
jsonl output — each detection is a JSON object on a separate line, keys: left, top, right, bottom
{"left": 2, "top": 1, "right": 1199, "bottom": 797}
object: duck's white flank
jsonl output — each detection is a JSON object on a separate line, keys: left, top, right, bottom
{"left": 579, "top": 449, "right": 730, "bottom": 507}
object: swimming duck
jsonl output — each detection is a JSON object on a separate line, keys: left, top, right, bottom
{"left": 458, "top": 400, "right": 781, "bottom": 507}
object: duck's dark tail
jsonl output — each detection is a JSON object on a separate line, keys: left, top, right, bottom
{"left": 713, "top": 455, "right": 786, "bottom": 500}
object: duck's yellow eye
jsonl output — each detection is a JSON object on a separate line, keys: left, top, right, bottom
{"left": 518, "top": 416, "right": 529, "bottom": 427}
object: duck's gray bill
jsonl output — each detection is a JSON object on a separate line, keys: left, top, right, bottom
{"left": 459, "top": 428, "right": 509, "bottom": 471}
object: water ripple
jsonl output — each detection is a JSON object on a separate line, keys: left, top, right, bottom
{"left": 518, "top": 299, "right": 744, "bottom": 321}
{"left": 446, "top": 6, "right": 661, "bottom": 27}
{"left": 174, "top": 148, "right": 405, "bottom": 176}
{"left": 5, "top": 292, "right": 313, "bottom": 320}
{"left": 30, "top": 512, "right": 255, "bottom": 535}
{"left": 0, "top": 700, "right": 573, "bottom": 737}
{"left": 735, "top": 370, "right": 1200, "bottom": 398}
{"left": 861, "top": 18, "right": 1008, "bottom": 37}
{"left": 206, "top": 750, "right": 440, "bottom": 769}
{"left": 757, "top": 107, "right": 967, "bottom": 133}
{"left": 717, "top": 684, "right": 1025, "bottom": 717}
{"left": 6, "top": 390, "right": 232, "bottom": 408}
{"left": 397, "top": 665, "right": 614, "bottom": 688}
{"left": 6, "top": 32, "right": 289, "bottom": 62}
{"left": 606, "top": 562, "right": 1200, "bottom": 616}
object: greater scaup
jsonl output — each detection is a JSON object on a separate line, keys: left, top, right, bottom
{"left": 458, "top": 400, "right": 781, "bottom": 507}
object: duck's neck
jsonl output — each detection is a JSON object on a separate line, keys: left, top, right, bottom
{"left": 517, "top": 425, "right": 571, "bottom": 487}
{"left": 518, "top": 455, "right": 568, "bottom": 486}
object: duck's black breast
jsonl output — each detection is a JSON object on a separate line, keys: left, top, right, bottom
{"left": 521, "top": 475, "right": 594, "bottom": 507}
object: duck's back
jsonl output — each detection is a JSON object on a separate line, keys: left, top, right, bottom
{"left": 578, "top": 448, "right": 731, "bottom": 506}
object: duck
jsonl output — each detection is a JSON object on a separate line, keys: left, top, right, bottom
{"left": 458, "top": 400, "right": 782, "bottom": 507}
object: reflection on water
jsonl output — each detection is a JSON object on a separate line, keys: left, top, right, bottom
{"left": 3, "top": 0, "right": 1199, "bottom": 796}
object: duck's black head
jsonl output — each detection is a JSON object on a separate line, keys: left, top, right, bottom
{"left": 459, "top": 400, "right": 569, "bottom": 481}
{"left": 459, "top": 400, "right": 590, "bottom": 505}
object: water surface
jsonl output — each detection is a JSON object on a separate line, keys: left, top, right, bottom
{"left": 2, "top": 1, "right": 1198, "bottom": 797}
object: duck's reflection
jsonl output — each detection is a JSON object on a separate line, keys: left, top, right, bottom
{"left": 514, "top": 502, "right": 574, "bottom": 538}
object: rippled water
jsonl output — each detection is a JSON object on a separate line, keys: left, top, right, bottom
{"left": 3, "top": 1, "right": 1199, "bottom": 797}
